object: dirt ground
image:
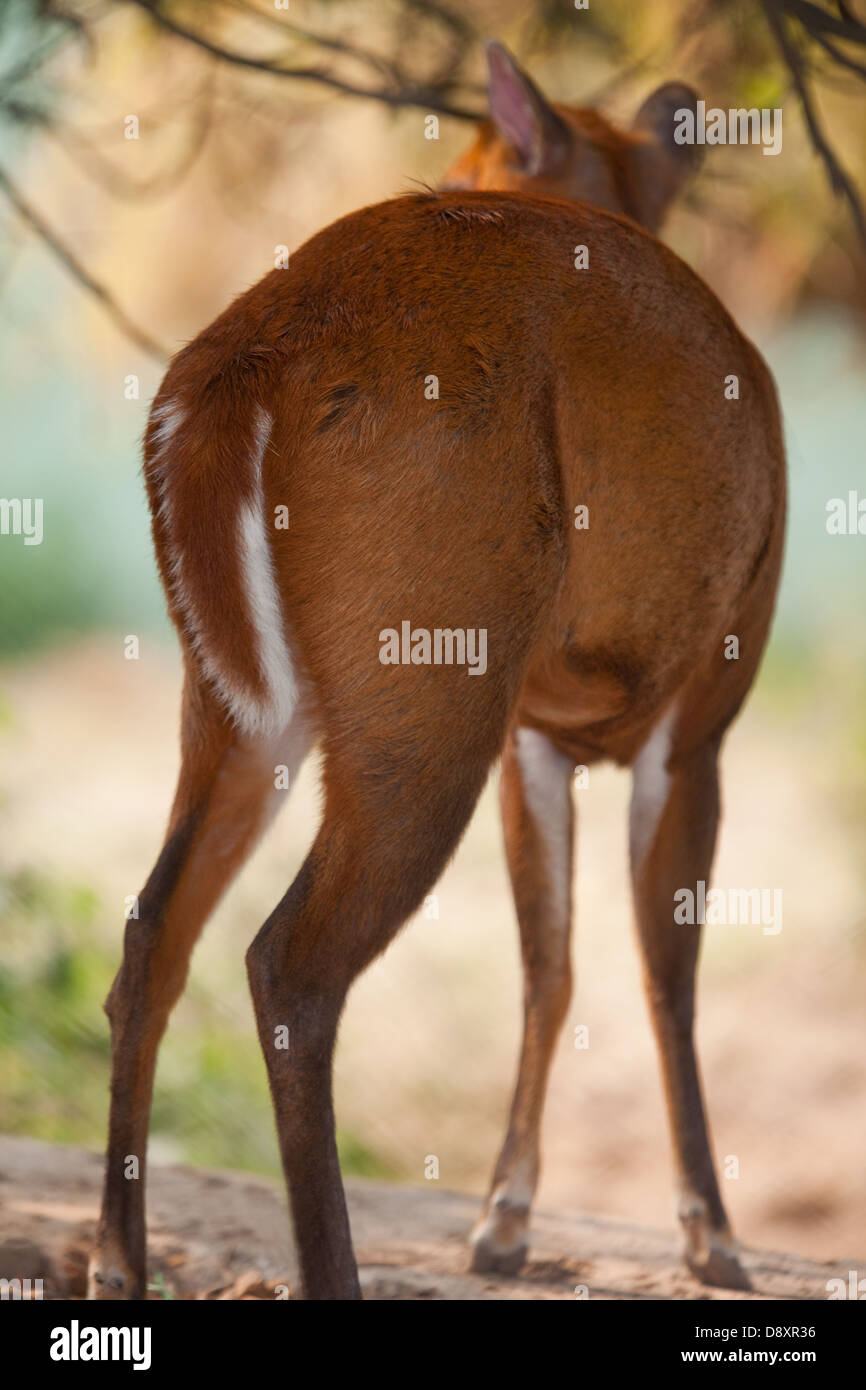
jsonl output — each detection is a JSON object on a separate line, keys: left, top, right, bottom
{"left": 0, "top": 1135, "right": 855, "bottom": 1301}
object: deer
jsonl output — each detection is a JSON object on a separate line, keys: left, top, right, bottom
{"left": 88, "top": 41, "right": 785, "bottom": 1301}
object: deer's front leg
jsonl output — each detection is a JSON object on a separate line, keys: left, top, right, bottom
{"left": 471, "top": 727, "right": 575, "bottom": 1275}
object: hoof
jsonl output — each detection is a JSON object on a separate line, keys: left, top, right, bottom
{"left": 470, "top": 1187, "right": 532, "bottom": 1277}
{"left": 87, "top": 1252, "right": 142, "bottom": 1301}
{"left": 686, "top": 1242, "right": 752, "bottom": 1292}
{"left": 469, "top": 1228, "right": 530, "bottom": 1278}
{"left": 678, "top": 1196, "right": 751, "bottom": 1292}
{"left": 470, "top": 1234, "right": 528, "bottom": 1276}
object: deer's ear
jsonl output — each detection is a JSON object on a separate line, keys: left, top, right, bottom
{"left": 630, "top": 83, "right": 704, "bottom": 228}
{"left": 632, "top": 82, "right": 705, "bottom": 181}
{"left": 485, "top": 41, "right": 570, "bottom": 175}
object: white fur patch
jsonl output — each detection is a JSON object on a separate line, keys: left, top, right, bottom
{"left": 513, "top": 727, "right": 574, "bottom": 930}
{"left": 149, "top": 400, "right": 186, "bottom": 528}
{"left": 492, "top": 1154, "right": 536, "bottom": 1212}
{"left": 150, "top": 399, "right": 185, "bottom": 452}
{"left": 630, "top": 700, "right": 679, "bottom": 868}
{"left": 252, "top": 707, "right": 317, "bottom": 839}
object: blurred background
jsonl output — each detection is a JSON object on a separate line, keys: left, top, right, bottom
{"left": 1, "top": 0, "right": 865, "bottom": 1267}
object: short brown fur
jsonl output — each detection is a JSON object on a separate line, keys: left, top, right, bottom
{"left": 90, "top": 45, "right": 785, "bottom": 1300}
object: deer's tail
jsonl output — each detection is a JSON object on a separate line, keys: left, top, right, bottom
{"left": 143, "top": 387, "right": 298, "bottom": 740}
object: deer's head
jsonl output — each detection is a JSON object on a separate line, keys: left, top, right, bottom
{"left": 443, "top": 42, "right": 703, "bottom": 233}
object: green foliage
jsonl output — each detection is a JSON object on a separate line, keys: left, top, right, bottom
{"left": 0, "top": 864, "right": 396, "bottom": 1179}
{"left": 0, "top": 868, "right": 110, "bottom": 1141}
{"left": 0, "top": 525, "right": 118, "bottom": 656}
{"left": 146, "top": 1272, "right": 174, "bottom": 1300}
{"left": 336, "top": 1131, "right": 398, "bottom": 1182}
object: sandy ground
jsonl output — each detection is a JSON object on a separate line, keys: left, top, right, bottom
{"left": 0, "top": 1135, "right": 855, "bottom": 1301}
{"left": 1, "top": 639, "right": 865, "bottom": 1272}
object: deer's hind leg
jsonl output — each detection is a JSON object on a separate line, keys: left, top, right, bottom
{"left": 245, "top": 673, "right": 524, "bottom": 1300}
{"left": 89, "top": 673, "right": 312, "bottom": 1299}
{"left": 629, "top": 717, "right": 751, "bottom": 1290}
{"left": 629, "top": 536, "right": 783, "bottom": 1292}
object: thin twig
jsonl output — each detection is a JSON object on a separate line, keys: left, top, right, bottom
{"left": 781, "top": 0, "right": 866, "bottom": 45}
{"left": 222, "top": 0, "right": 403, "bottom": 85}
{"left": 0, "top": 31, "right": 72, "bottom": 90}
{"left": 126, "top": 0, "right": 484, "bottom": 120}
{"left": 762, "top": 0, "right": 866, "bottom": 244}
{"left": 0, "top": 164, "right": 170, "bottom": 362}
{"left": 802, "top": 22, "right": 866, "bottom": 78}
{"left": 2, "top": 77, "right": 215, "bottom": 202}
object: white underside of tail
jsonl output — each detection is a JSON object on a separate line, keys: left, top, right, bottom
{"left": 150, "top": 399, "right": 299, "bottom": 740}
{"left": 236, "top": 409, "right": 299, "bottom": 734}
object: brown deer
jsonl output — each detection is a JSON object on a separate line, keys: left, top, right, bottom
{"left": 89, "top": 42, "right": 785, "bottom": 1300}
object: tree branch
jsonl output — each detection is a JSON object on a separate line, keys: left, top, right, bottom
{"left": 762, "top": 0, "right": 866, "bottom": 244}
{"left": 1, "top": 81, "right": 215, "bottom": 202}
{"left": 221, "top": 0, "right": 403, "bottom": 86}
{"left": 0, "top": 165, "right": 170, "bottom": 363}
{"left": 125, "top": 0, "right": 484, "bottom": 121}
{"left": 779, "top": 0, "right": 866, "bottom": 45}
{"left": 802, "top": 21, "right": 866, "bottom": 79}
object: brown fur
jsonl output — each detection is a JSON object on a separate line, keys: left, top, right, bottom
{"left": 90, "top": 48, "right": 785, "bottom": 1300}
